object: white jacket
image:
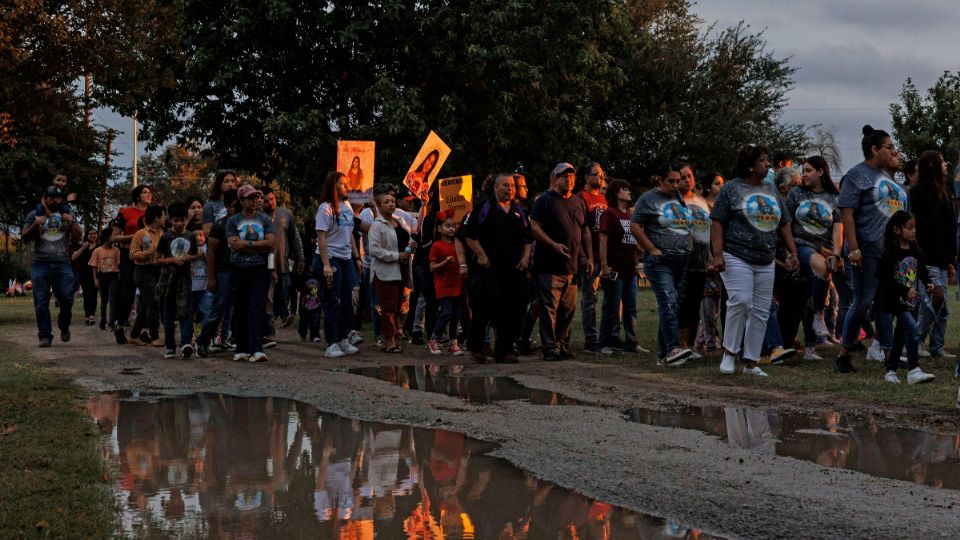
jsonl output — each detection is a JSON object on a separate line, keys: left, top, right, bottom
{"left": 368, "top": 215, "right": 412, "bottom": 286}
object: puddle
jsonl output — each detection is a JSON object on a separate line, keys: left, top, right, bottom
{"left": 627, "top": 405, "right": 960, "bottom": 490}
{"left": 87, "top": 392, "right": 720, "bottom": 539}
{"left": 349, "top": 364, "right": 584, "bottom": 405}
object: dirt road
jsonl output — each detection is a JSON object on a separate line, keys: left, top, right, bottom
{"left": 12, "top": 321, "right": 960, "bottom": 538}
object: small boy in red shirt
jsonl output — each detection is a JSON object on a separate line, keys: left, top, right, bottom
{"left": 428, "top": 210, "right": 469, "bottom": 355}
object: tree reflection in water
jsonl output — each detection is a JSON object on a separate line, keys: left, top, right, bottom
{"left": 87, "top": 393, "right": 718, "bottom": 539}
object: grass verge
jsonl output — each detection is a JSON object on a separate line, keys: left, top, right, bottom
{"left": 0, "top": 297, "right": 118, "bottom": 537}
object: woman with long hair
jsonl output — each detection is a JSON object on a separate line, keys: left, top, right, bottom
{"left": 911, "top": 150, "right": 957, "bottom": 360}
{"left": 835, "top": 125, "right": 908, "bottom": 373}
{"left": 695, "top": 173, "right": 725, "bottom": 354}
{"left": 785, "top": 156, "right": 842, "bottom": 360}
{"left": 314, "top": 172, "right": 362, "bottom": 358}
{"left": 710, "top": 144, "right": 799, "bottom": 377}
{"left": 185, "top": 195, "right": 204, "bottom": 231}
{"left": 203, "top": 170, "right": 238, "bottom": 236}
{"left": 346, "top": 156, "right": 364, "bottom": 191}
{"left": 404, "top": 150, "right": 440, "bottom": 200}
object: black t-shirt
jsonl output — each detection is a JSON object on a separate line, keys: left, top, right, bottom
{"left": 461, "top": 199, "right": 533, "bottom": 272}
{"left": 208, "top": 217, "right": 231, "bottom": 273}
{"left": 530, "top": 190, "right": 587, "bottom": 275}
{"left": 395, "top": 222, "right": 410, "bottom": 252}
{"left": 157, "top": 230, "right": 198, "bottom": 267}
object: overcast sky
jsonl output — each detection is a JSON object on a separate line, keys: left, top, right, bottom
{"left": 100, "top": 1, "right": 960, "bottom": 177}
{"left": 692, "top": 0, "right": 960, "bottom": 172}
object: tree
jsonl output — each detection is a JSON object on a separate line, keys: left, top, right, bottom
{"left": 890, "top": 73, "right": 960, "bottom": 163}
{"left": 806, "top": 125, "right": 843, "bottom": 173}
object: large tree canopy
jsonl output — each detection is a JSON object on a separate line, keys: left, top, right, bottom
{"left": 137, "top": 0, "right": 806, "bottom": 198}
{"left": 891, "top": 73, "right": 960, "bottom": 164}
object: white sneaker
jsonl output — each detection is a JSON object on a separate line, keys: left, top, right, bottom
{"left": 804, "top": 347, "right": 822, "bottom": 361}
{"left": 812, "top": 314, "right": 829, "bottom": 337}
{"left": 233, "top": 352, "right": 249, "bottom": 362}
{"left": 907, "top": 367, "right": 935, "bottom": 384}
{"left": 688, "top": 350, "right": 703, "bottom": 360}
{"left": 918, "top": 345, "right": 931, "bottom": 358}
{"left": 325, "top": 343, "right": 345, "bottom": 358}
{"left": 884, "top": 371, "right": 901, "bottom": 384}
{"left": 312, "top": 337, "right": 322, "bottom": 343}
{"left": 339, "top": 339, "right": 359, "bottom": 355}
{"left": 665, "top": 347, "right": 692, "bottom": 366}
{"left": 249, "top": 351, "right": 268, "bottom": 363}
{"left": 866, "top": 340, "right": 886, "bottom": 362}
{"left": 348, "top": 330, "right": 364, "bottom": 345}
{"left": 743, "top": 365, "right": 769, "bottom": 377}
{"left": 599, "top": 346, "right": 614, "bottom": 356}
{"left": 719, "top": 353, "right": 736, "bottom": 374}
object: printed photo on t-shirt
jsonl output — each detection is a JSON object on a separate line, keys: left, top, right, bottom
{"left": 795, "top": 199, "right": 834, "bottom": 236}
{"left": 42, "top": 213, "right": 65, "bottom": 242}
{"left": 238, "top": 219, "right": 264, "bottom": 241}
{"left": 659, "top": 201, "right": 692, "bottom": 235}
{"left": 742, "top": 192, "right": 781, "bottom": 232}
{"left": 873, "top": 177, "right": 908, "bottom": 217}
{"left": 170, "top": 237, "right": 191, "bottom": 258}
{"left": 687, "top": 204, "right": 710, "bottom": 244}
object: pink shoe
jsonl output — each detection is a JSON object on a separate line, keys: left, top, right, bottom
{"left": 448, "top": 342, "right": 463, "bottom": 356}
{"left": 427, "top": 339, "right": 442, "bottom": 355}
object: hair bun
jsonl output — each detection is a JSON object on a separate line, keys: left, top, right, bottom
{"left": 862, "top": 125, "right": 875, "bottom": 136}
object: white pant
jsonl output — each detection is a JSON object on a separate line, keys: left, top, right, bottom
{"left": 720, "top": 253, "right": 774, "bottom": 361}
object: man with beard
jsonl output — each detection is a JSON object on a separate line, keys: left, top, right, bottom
{"left": 23, "top": 186, "right": 82, "bottom": 346}
{"left": 577, "top": 162, "right": 608, "bottom": 352}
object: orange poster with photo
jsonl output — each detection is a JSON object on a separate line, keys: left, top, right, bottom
{"left": 403, "top": 131, "right": 451, "bottom": 200}
{"left": 337, "top": 140, "right": 375, "bottom": 204}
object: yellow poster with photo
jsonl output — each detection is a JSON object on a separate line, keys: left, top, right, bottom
{"left": 403, "top": 131, "right": 451, "bottom": 200}
{"left": 337, "top": 140, "right": 375, "bottom": 204}
{"left": 437, "top": 175, "right": 472, "bottom": 223}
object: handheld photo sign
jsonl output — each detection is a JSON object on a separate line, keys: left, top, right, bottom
{"left": 337, "top": 140, "right": 376, "bottom": 204}
{"left": 403, "top": 131, "right": 451, "bottom": 200}
{"left": 437, "top": 175, "right": 473, "bottom": 222}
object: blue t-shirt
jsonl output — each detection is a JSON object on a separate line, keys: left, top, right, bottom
{"left": 837, "top": 162, "right": 908, "bottom": 256}
{"left": 631, "top": 189, "right": 692, "bottom": 257}
{"left": 226, "top": 211, "right": 274, "bottom": 267}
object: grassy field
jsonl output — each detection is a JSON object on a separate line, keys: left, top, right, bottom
{"left": 575, "top": 288, "right": 960, "bottom": 412}
{"left": 0, "top": 296, "right": 118, "bottom": 538}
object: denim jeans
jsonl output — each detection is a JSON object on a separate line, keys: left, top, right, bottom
{"left": 887, "top": 308, "right": 921, "bottom": 372}
{"left": 432, "top": 297, "right": 469, "bottom": 341}
{"left": 162, "top": 282, "right": 193, "bottom": 350}
{"left": 535, "top": 273, "right": 577, "bottom": 353}
{"left": 918, "top": 266, "right": 948, "bottom": 354}
{"left": 762, "top": 299, "right": 784, "bottom": 353}
{"left": 832, "top": 265, "right": 851, "bottom": 340}
{"left": 841, "top": 254, "right": 892, "bottom": 348}
{"left": 599, "top": 274, "right": 637, "bottom": 349}
{"left": 579, "top": 266, "right": 602, "bottom": 347}
{"left": 230, "top": 266, "right": 270, "bottom": 354}
{"left": 272, "top": 272, "right": 292, "bottom": 319}
{"left": 644, "top": 252, "right": 688, "bottom": 358}
{"left": 364, "top": 266, "right": 382, "bottom": 339}
{"left": 31, "top": 260, "right": 75, "bottom": 340}
{"left": 315, "top": 255, "right": 358, "bottom": 346}
{"left": 197, "top": 271, "right": 232, "bottom": 347}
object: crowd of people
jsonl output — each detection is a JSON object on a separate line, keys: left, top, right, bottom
{"left": 20, "top": 125, "right": 960, "bottom": 393}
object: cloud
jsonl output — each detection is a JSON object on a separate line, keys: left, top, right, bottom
{"left": 823, "top": 1, "right": 956, "bottom": 31}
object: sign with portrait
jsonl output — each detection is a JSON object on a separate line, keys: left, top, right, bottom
{"left": 337, "top": 140, "right": 376, "bottom": 205}
{"left": 403, "top": 131, "right": 451, "bottom": 200}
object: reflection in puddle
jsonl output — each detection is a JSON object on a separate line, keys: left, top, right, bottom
{"left": 87, "top": 393, "right": 720, "bottom": 539}
{"left": 627, "top": 405, "right": 960, "bottom": 490}
{"left": 349, "top": 365, "right": 584, "bottom": 405}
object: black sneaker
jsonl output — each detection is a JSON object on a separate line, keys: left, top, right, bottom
{"left": 835, "top": 353, "right": 857, "bottom": 373}
{"left": 98, "top": 320, "right": 107, "bottom": 331}
{"left": 559, "top": 348, "right": 576, "bottom": 359}
{"left": 470, "top": 350, "right": 488, "bottom": 364}
{"left": 411, "top": 332, "right": 425, "bottom": 345}
{"left": 181, "top": 344, "right": 195, "bottom": 359}
{"left": 262, "top": 338, "right": 278, "bottom": 349}
{"left": 114, "top": 329, "right": 127, "bottom": 345}
{"left": 60, "top": 328, "right": 71, "bottom": 342}
{"left": 196, "top": 344, "right": 209, "bottom": 358}
{"left": 583, "top": 342, "right": 599, "bottom": 353}
{"left": 39, "top": 337, "right": 52, "bottom": 348}
{"left": 542, "top": 349, "right": 562, "bottom": 361}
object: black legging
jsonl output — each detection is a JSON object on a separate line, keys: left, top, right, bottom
{"left": 80, "top": 267, "right": 97, "bottom": 318}
{"left": 97, "top": 271, "right": 120, "bottom": 326}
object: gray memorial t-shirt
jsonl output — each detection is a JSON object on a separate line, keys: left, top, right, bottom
{"left": 785, "top": 187, "right": 839, "bottom": 252}
{"left": 631, "top": 189, "right": 692, "bottom": 256}
{"left": 226, "top": 211, "right": 275, "bottom": 267}
{"left": 709, "top": 178, "right": 789, "bottom": 266}
{"left": 837, "top": 162, "right": 908, "bottom": 256}
{"left": 202, "top": 199, "right": 227, "bottom": 226}
{"left": 23, "top": 210, "right": 71, "bottom": 262}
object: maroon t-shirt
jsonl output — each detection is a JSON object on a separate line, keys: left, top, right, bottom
{"left": 599, "top": 207, "right": 638, "bottom": 277}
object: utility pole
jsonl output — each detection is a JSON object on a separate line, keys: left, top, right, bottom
{"left": 84, "top": 73, "right": 91, "bottom": 128}
{"left": 99, "top": 129, "right": 115, "bottom": 229}
{"left": 132, "top": 111, "right": 138, "bottom": 187}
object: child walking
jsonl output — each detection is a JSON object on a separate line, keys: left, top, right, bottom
{"left": 427, "top": 210, "right": 468, "bottom": 355}
{"left": 877, "top": 210, "right": 935, "bottom": 384}
{"left": 89, "top": 228, "right": 121, "bottom": 333}
{"left": 298, "top": 278, "right": 322, "bottom": 342}
{"left": 156, "top": 202, "right": 199, "bottom": 359}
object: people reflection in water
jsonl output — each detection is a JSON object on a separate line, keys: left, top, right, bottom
{"left": 89, "top": 393, "right": 711, "bottom": 538}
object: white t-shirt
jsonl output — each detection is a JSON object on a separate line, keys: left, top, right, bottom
{"left": 315, "top": 201, "right": 355, "bottom": 260}
{"left": 395, "top": 209, "right": 419, "bottom": 231}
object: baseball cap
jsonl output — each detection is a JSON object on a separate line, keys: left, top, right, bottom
{"left": 44, "top": 185, "right": 65, "bottom": 198}
{"left": 551, "top": 163, "right": 576, "bottom": 177}
{"left": 237, "top": 184, "right": 262, "bottom": 199}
